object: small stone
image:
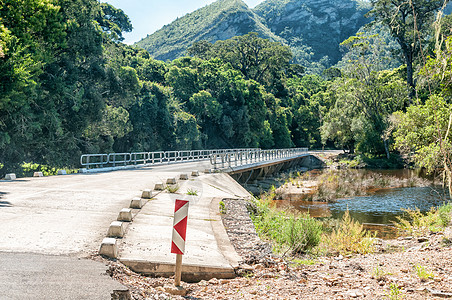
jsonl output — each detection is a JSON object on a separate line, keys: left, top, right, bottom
{"left": 163, "top": 284, "right": 186, "bottom": 296}
{"left": 155, "top": 287, "right": 165, "bottom": 292}
{"left": 240, "top": 264, "right": 253, "bottom": 271}
{"left": 254, "top": 264, "right": 264, "bottom": 270}
{"left": 418, "top": 237, "right": 429, "bottom": 243}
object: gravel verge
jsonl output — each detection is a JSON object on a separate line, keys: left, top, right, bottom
{"left": 103, "top": 198, "right": 452, "bottom": 299}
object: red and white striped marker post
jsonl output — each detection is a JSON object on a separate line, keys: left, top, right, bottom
{"left": 171, "top": 199, "right": 189, "bottom": 286}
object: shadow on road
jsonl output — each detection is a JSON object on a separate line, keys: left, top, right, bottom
{"left": 0, "top": 201, "right": 12, "bottom": 207}
{"left": 0, "top": 192, "right": 12, "bottom": 207}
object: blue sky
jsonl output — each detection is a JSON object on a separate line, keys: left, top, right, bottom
{"left": 104, "top": 0, "right": 265, "bottom": 45}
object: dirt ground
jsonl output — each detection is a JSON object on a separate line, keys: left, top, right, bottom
{"left": 105, "top": 198, "right": 452, "bottom": 300}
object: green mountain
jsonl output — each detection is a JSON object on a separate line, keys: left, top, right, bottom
{"left": 135, "top": 0, "right": 371, "bottom": 66}
{"left": 135, "top": 0, "right": 283, "bottom": 61}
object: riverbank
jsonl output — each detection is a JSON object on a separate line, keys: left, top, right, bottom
{"left": 104, "top": 197, "right": 452, "bottom": 299}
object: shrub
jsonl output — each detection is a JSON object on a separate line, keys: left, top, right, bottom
{"left": 323, "top": 210, "right": 375, "bottom": 255}
{"left": 250, "top": 198, "right": 323, "bottom": 256}
{"left": 394, "top": 203, "right": 452, "bottom": 236}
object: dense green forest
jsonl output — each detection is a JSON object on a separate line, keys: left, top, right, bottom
{"left": 1, "top": 0, "right": 452, "bottom": 190}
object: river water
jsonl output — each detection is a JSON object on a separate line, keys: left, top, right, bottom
{"left": 280, "top": 169, "right": 450, "bottom": 238}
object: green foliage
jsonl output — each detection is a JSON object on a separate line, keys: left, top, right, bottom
{"left": 219, "top": 200, "right": 226, "bottom": 214}
{"left": 394, "top": 203, "right": 452, "bottom": 237}
{"left": 323, "top": 210, "right": 375, "bottom": 255}
{"left": 95, "top": 3, "right": 132, "bottom": 42}
{"left": 254, "top": 0, "right": 370, "bottom": 66}
{"left": 321, "top": 67, "right": 408, "bottom": 155}
{"left": 368, "top": 0, "right": 444, "bottom": 92}
{"left": 394, "top": 95, "right": 452, "bottom": 174}
{"left": 165, "top": 184, "right": 180, "bottom": 193}
{"left": 186, "top": 188, "right": 198, "bottom": 196}
{"left": 414, "top": 265, "right": 434, "bottom": 282}
{"left": 250, "top": 198, "right": 323, "bottom": 256}
{"left": 135, "top": 0, "right": 283, "bottom": 61}
{"left": 387, "top": 283, "right": 404, "bottom": 300}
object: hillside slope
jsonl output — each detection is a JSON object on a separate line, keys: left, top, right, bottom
{"left": 254, "top": 0, "right": 371, "bottom": 64}
{"left": 135, "top": 0, "right": 283, "bottom": 61}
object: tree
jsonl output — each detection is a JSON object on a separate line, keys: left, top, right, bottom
{"left": 190, "top": 33, "right": 293, "bottom": 91}
{"left": 321, "top": 69, "right": 408, "bottom": 156}
{"left": 95, "top": 3, "right": 132, "bottom": 42}
{"left": 394, "top": 95, "right": 452, "bottom": 194}
{"left": 368, "top": 0, "right": 444, "bottom": 97}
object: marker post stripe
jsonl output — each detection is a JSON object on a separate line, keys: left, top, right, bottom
{"left": 171, "top": 199, "right": 189, "bottom": 286}
{"left": 171, "top": 199, "right": 189, "bottom": 255}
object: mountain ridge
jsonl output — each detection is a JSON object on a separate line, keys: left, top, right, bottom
{"left": 135, "top": 0, "right": 284, "bottom": 61}
{"left": 135, "top": 0, "right": 371, "bottom": 66}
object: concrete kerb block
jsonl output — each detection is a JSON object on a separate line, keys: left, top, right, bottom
{"left": 78, "top": 168, "right": 88, "bottom": 174}
{"left": 107, "top": 221, "right": 126, "bottom": 238}
{"left": 117, "top": 208, "right": 133, "bottom": 222}
{"left": 99, "top": 237, "right": 118, "bottom": 258}
{"left": 141, "top": 189, "right": 152, "bottom": 199}
{"left": 57, "top": 170, "right": 67, "bottom": 175}
{"left": 204, "top": 169, "right": 213, "bottom": 174}
{"left": 154, "top": 182, "right": 164, "bottom": 191}
{"left": 5, "top": 173, "right": 16, "bottom": 180}
{"left": 191, "top": 170, "right": 199, "bottom": 177}
{"left": 130, "top": 197, "right": 143, "bottom": 209}
{"left": 33, "top": 172, "right": 44, "bottom": 177}
{"left": 179, "top": 173, "right": 188, "bottom": 180}
{"left": 166, "top": 177, "right": 177, "bottom": 184}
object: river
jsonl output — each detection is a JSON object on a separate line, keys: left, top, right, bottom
{"left": 275, "top": 169, "right": 450, "bottom": 238}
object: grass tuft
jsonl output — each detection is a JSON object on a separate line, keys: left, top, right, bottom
{"left": 186, "top": 188, "right": 198, "bottom": 196}
{"left": 165, "top": 184, "right": 180, "bottom": 193}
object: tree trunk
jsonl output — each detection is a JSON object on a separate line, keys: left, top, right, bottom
{"left": 406, "top": 54, "right": 415, "bottom": 99}
{"left": 444, "top": 162, "right": 452, "bottom": 199}
{"left": 383, "top": 138, "right": 390, "bottom": 159}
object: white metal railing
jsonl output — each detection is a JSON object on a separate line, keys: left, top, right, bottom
{"left": 80, "top": 148, "right": 258, "bottom": 169}
{"left": 209, "top": 148, "right": 308, "bottom": 169}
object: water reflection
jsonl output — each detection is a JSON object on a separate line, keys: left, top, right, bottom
{"left": 270, "top": 168, "right": 449, "bottom": 238}
{"left": 328, "top": 186, "right": 449, "bottom": 225}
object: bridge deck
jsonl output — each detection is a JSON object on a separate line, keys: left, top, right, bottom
{"left": 0, "top": 153, "right": 322, "bottom": 297}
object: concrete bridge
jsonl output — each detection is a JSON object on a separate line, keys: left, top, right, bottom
{"left": 0, "top": 148, "right": 327, "bottom": 299}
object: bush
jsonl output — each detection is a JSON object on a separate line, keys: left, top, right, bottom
{"left": 323, "top": 210, "right": 375, "bottom": 255}
{"left": 394, "top": 203, "right": 452, "bottom": 236}
{"left": 250, "top": 198, "right": 323, "bottom": 256}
